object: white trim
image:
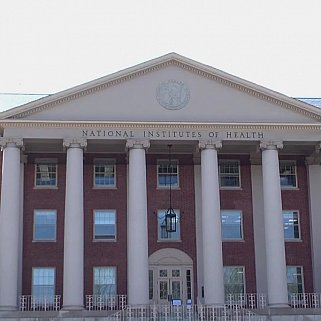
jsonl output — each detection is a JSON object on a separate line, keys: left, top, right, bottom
{"left": 221, "top": 210, "right": 244, "bottom": 241}
{"left": 33, "top": 209, "right": 57, "bottom": 242}
{"left": 93, "top": 158, "right": 116, "bottom": 189}
{"left": 93, "top": 209, "right": 117, "bottom": 241}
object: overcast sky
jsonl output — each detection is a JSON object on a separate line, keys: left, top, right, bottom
{"left": 1, "top": 0, "right": 321, "bottom": 101}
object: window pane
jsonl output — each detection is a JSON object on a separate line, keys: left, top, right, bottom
{"left": 283, "top": 211, "right": 300, "bottom": 240}
{"left": 94, "top": 210, "right": 116, "bottom": 240}
{"left": 34, "top": 210, "right": 56, "bottom": 241}
{"left": 157, "top": 160, "right": 179, "bottom": 187}
{"left": 35, "top": 163, "right": 57, "bottom": 187}
{"left": 93, "top": 267, "right": 116, "bottom": 296}
{"left": 219, "top": 161, "right": 240, "bottom": 187}
{"left": 32, "top": 268, "right": 55, "bottom": 303}
{"left": 221, "top": 211, "right": 242, "bottom": 240}
{"left": 287, "top": 266, "right": 304, "bottom": 296}
{"left": 224, "top": 267, "right": 245, "bottom": 296}
{"left": 280, "top": 162, "right": 297, "bottom": 188}
{"left": 94, "top": 160, "right": 116, "bottom": 187}
{"left": 157, "top": 209, "right": 180, "bottom": 241}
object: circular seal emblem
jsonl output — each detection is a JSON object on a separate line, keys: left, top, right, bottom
{"left": 156, "top": 80, "right": 190, "bottom": 110}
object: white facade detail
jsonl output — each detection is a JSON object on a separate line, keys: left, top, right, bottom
{"left": 62, "top": 138, "right": 87, "bottom": 310}
{"left": 126, "top": 140, "right": 150, "bottom": 305}
{"left": 199, "top": 141, "right": 225, "bottom": 305}
{"left": 260, "top": 141, "right": 288, "bottom": 307}
{"left": 0, "top": 138, "right": 23, "bottom": 310}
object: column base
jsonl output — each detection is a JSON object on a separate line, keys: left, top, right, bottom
{"left": 61, "top": 305, "right": 84, "bottom": 311}
{"left": 268, "top": 303, "right": 290, "bottom": 308}
{"left": 0, "top": 305, "right": 18, "bottom": 311}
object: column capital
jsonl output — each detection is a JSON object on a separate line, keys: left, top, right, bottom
{"left": 260, "top": 141, "right": 283, "bottom": 151}
{"left": 126, "top": 139, "right": 150, "bottom": 150}
{"left": 306, "top": 143, "right": 321, "bottom": 165}
{"left": 199, "top": 140, "right": 222, "bottom": 150}
{"left": 63, "top": 138, "right": 87, "bottom": 149}
{"left": 0, "top": 137, "right": 23, "bottom": 150}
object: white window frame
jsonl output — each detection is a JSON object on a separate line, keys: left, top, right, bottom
{"left": 287, "top": 266, "right": 304, "bottom": 296}
{"left": 224, "top": 266, "right": 245, "bottom": 296}
{"left": 93, "top": 266, "right": 117, "bottom": 296}
{"left": 34, "top": 159, "right": 58, "bottom": 188}
{"left": 279, "top": 161, "right": 297, "bottom": 188}
{"left": 219, "top": 160, "right": 241, "bottom": 188}
{"left": 157, "top": 159, "right": 179, "bottom": 188}
{"left": 93, "top": 209, "right": 116, "bottom": 241}
{"left": 157, "top": 209, "right": 181, "bottom": 241}
{"left": 33, "top": 209, "right": 57, "bottom": 241}
{"left": 32, "top": 267, "right": 56, "bottom": 303}
{"left": 283, "top": 210, "right": 301, "bottom": 241}
{"left": 93, "top": 159, "right": 116, "bottom": 188}
{"left": 221, "top": 210, "right": 243, "bottom": 241}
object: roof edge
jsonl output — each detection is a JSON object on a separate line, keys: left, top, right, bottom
{"left": 1, "top": 52, "right": 321, "bottom": 121}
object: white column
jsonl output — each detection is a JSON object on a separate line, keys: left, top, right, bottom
{"left": 0, "top": 138, "right": 23, "bottom": 311}
{"left": 260, "top": 141, "right": 288, "bottom": 307}
{"left": 18, "top": 155, "right": 27, "bottom": 300}
{"left": 199, "top": 140, "right": 225, "bottom": 305}
{"left": 62, "top": 138, "right": 87, "bottom": 310}
{"left": 126, "top": 139, "right": 150, "bottom": 305}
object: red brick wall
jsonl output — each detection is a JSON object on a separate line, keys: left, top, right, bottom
{"left": 84, "top": 153, "right": 127, "bottom": 296}
{"left": 220, "top": 155, "right": 257, "bottom": 293}
{"left": 280, "top": 156, "right": 313, "bottom": 293}
{"left": 146, "top": 154, "right": 197, "bottom": 298}
{"left": 22, "top": 153, "right": 66, "bottom": 296}
{"left": 20, "top": 152, "right": 314, "bottom": 299}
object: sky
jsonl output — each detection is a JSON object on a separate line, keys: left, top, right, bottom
{"left": 1, "top": 0, "right": 321, "bottom": 110}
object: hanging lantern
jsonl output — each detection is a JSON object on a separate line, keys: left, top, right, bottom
{"left": 164, "top": 144, "right": 177, "bottom": 233}
{"left": 165, "top": 208, "right": 177, "bottom": 233}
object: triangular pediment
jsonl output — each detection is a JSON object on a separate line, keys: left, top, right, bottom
{"left": 2, "top": 53, "right": 321, "bottom": 123}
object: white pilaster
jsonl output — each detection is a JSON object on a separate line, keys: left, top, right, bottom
{"left": 126, "top": 139, "right": 150, "bottom": 305}
{"left": 199, "top": 140, "right": 225, "bottom": 305}
{"left": 250, "top": 157, "right": 268, "bottom": 296}
{"left": 306, "top": 151, "right": 321, "bottom": 292}
{"left": 62, "top": 138, "right": 87, "bottom": 310}
{"left": 0, "top": 138, "right": 23, "bottom": 311}
{"left": 260, "top": 141, "right": 288, "bottom": 307}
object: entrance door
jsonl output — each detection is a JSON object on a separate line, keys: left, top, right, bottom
{"left": 158, "top": 267, "right": 183, "bottom": 305}
{"left": 148, "top": 248, "right": 193, "bottom": 305}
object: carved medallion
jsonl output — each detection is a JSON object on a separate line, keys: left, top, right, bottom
{"left": 156, "top": 80, "right": 190, "bottom": 110}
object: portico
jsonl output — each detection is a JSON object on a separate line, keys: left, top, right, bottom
{"left": 0, "top": 54, "right": 320, "bottom": 320}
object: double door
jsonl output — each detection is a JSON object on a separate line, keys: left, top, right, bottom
{"left": 158, "top": 267, "right": 183, "bottom": 304}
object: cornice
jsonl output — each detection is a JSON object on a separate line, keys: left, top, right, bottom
{"left": 5, "top": 56, "right": 321, "bottom": 121}
{"left": 1, "top": 120, "right": 321, "bottom": 132}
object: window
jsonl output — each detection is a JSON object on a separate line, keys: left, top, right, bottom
{"left": 32, "top": 268, "right": 55, "bottom": 303}
{"left": 157, "top": 209, "right": 180, "bottom": 241}
{"left": 34, "top": 210, "right": 57, "bottom": 241}
{"left": 287, "top": 266, "right": 304, "bottom": 296}
{"left": 280, "top": 161, "right": 297, "bottom": 188}
{"left": 94, "top": 159, "right": 116, "bottom": 187}
{"left": 157, "top": 160, "right": 179, "bottom": 188}
{"left": 35, "top": 161, "right": 57, "bottom": 187}
{"left": 219, "top": 160, "right": 240, "bottom": 188}
{"left": 93, "top": 267, "right": 116, "bottom": 296}
{"left": 94, "top": 210, "right": 116, "bottom": 240}
{"left": 283, "top": 211, "right": 300, "bottom": 240}
{"left": 149, "top": 270, "right": 154, "bottom": 300}
{"left": 224, "top": 266, "right": 245, "bottom": 296}
{"left": 221, "top": 210, "right": 243, "bottom": 240}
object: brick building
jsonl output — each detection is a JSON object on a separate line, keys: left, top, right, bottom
{"left": 0, "top": 53, "right": 321, "bottom": 319}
